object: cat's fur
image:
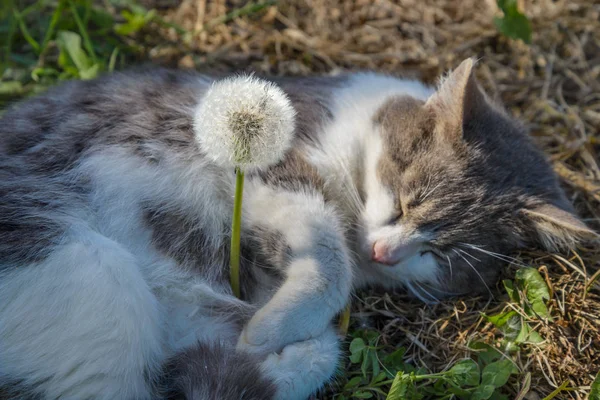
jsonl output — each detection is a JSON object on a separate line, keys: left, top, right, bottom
{"left": 0, "top": 59, "right": 594, "bottom": 399}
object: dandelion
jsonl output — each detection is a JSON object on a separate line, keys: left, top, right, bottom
{"left": 194, "top": 75, "right": 295, "bottom": 298}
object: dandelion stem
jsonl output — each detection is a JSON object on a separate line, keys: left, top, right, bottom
{"left": 338, "top": 303, "right": 351, "bottom": 336}
{"left": 230, "top": 167, "right": 244, "bottom": 299}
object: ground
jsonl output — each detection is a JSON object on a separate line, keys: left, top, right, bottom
{"left": 1, "top": 0, "right": 599, "bottom": 398}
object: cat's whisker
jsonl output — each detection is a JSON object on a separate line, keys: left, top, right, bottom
{"left": 420, "top": 281, "right": 464, "bottom": 297}
{"left": 337, "top": 165, "right": 364, "bottom": 216}
{"left": 415, "top": 281, "right": 440, "bottom": 303}
{"left": 404, "top": 280, "right": 431, "bottom": 304}
{"left": 452, "top": 249, "right": 494, "bottom": 298}
{"left": 460, "top": 243, "right": 529, "bottom": 268}
{"left": 457, "top": 248, "right": 481, "bottom": 262}
{"left": 446, "top": 255, "right": 453, "bottom": 282}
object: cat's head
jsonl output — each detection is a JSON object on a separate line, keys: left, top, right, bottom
{"left": 359, "top": 58, "right": 596, "bottom": 300}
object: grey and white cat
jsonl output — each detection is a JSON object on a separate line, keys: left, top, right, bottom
{"left": 0, "top": 58, "right": 594, "bottom": 399}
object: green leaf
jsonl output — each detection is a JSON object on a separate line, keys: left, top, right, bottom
{"left": 353, "top": 390, "right": 373, "bottom": 399}
{"left": 344, "top": 376, "right": 363, "bottom": 390}
{"left": 485, "top": 310, "right": 518, "bottom": 329}
{"left": 384, "top": 348, "right": 407, "bottom": 372}
{"left": 481, "top": 359, "right": 518, "bottom": 388}
{"left": 372, "top": 352, "right": 380, "bottom": 378}
{"left": 386, "top": 373, "right": 410, "bottom": 400}
{"left": 490, "top": 393, "right": 509, "bottom": 400}
{"left": 79, "top": 63, "right": 99, "bottom": 80}
{"left": 114, "top": 9, "right": 156, "bottom": 36}
{"left": 486, "top": 312, "right": 522, "bottom": 342}
{"left": 89, "top": 7, "right": 115, "bottom": 29}
{"left": 503, "top": 280, "right": 520, "bottom": 303}
{"left": 447, "top": 386, "right": 472, "bottom": 397}
{"left": 471, "top": 385, "right": 496, "bottom": 400}
{"left": 494, "top": 0, "right": 532, "bottom": 43}
{"left": 515, "top": 268, "right": 551, "bottom": 319}
{"left": 469, "top": 342, "right": 502, "bottom": 365}
{"left": 370, "top": 371, "right": 387, "bottom": 385}
{"left": 0, "top": 80, "right": 23, "bottom": 95}
{"left": 349, "top": 338, "right": 365, "bottom": 364}
{"left": 31, "top": 67, "right": 59, "bottom": 82}
{"left": 57, "top": 30, "right": 90, "bottom": 71}
{"left": 514, "top": 322, "right": 544, "bottom": 345}
{"left": 446, "top": 359, "right": 480, "bottom": 387}
{"left": 361, "top": 350, "right": 371, "bottom": 377}
{"left": 590, "top": 370, "right": 600, "bottom": 400}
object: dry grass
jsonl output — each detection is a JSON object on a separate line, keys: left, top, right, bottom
{"left": 58, "top": 0, "right": 600, "bottom": 397}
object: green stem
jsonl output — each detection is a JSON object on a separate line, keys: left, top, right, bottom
{"left": 230, "top": 168, "right": 244, "bottom": 298}
{"left": 338, "top": 303, "right": 351, "bottom": 336}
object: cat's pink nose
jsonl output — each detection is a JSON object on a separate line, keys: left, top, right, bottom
{"left": 372, "top": 241, "right": 395, "bottom": 265}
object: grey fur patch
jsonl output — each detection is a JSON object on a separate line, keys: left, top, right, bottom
{"left": 274, "top": 75, "right": 345, "bottom": 145}
{"left": 0, "top": 382, "right": 42, "bottom": 400}
{"left": 256, "top": 150, "right": 327, "bottom": 196}
{"left": 144, "top": 206, "right": 255, "bottom": 295}
{"left": 0, "top": 161, "right": 75, "bottom": 268}
{"left": 160, "top": 342, "right": 276, "bottom": 400}
{"left": 248, "top": 226, "right": 292, "bottom": 272}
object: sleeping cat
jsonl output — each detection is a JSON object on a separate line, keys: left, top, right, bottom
{"left": 0, "top": 58, "right": 593, "bottom": 399}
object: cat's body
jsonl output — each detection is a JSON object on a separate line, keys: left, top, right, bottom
{"left": 0, "top": 59, "right": 593, "bottom": 399}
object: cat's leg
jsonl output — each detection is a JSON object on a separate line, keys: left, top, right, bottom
{"left": 161, "top": 327, "right": 339, "bottom": 400}
{"left": 0, "top": 230, "right": 165, "bottom": 400}
{"left": 261, "top": 326, "right": 340, "bottom": 400}
{"left": 162, "top": 342, "right": 276, "bottom": 400}
{"left": 238, "top": 155, "right": 353, "bottom": 355}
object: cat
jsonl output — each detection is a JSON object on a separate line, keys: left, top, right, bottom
{"left": 0, "top": 58, "right": 594, "bottom": 400}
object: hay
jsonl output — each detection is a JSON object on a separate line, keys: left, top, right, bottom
{"left": 139, "top": 0, "right": 599, "bottom": 397}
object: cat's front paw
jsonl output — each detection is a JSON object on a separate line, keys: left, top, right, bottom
{"left": 236, "top": 305, "right": 290, "bottom": 355}
{"left": 236, "top": 300, "right": 332, "bottom": 356}
{"left": 260, "top": 327, "right": 340, "bottom": 400}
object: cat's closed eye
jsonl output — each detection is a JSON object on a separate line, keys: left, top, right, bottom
{"left": 387, "top": 211, "right": 403, "bottom": 224}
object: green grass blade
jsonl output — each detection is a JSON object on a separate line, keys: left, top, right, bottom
{"left": 67, "top": 0, "right": 97, "bottom": 64}
{"left": 13, "top": 8, "right": 40, "bottom": 54}
{"left": 205, "top": 0, "right": 276, "bottom": 29}
{"left": 542, "top": 381, "right": 570, "bottom": 400}
{"left": 108, "top": 47, "right": 118, "bottom": 72}
{"left": 40, "top": 0, "right": 65, "bottom": 54}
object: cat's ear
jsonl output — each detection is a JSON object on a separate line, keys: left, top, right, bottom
{"left": 521, "top": 203, "right": 597, "bottom": 251}
{"left": 425, "top": 58, "right": 487, "bottom": 139}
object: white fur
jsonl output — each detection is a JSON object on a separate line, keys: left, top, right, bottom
{"left": 261, "top": 326, "right": 340, "bottom": 400}
{"left": 238, "top": 181, "right": 352, "bottom": 355}
{"left": 363, "top": 130, "right": 395, "bottom": 227}
{"left": 0, "top": 230, "right": 164, "bottom": 399}
{"left": 0, "top": 72, "right": 441, "bottom": 399}
{"left": 305, "top": 74, "right": 440, "bottom": 287}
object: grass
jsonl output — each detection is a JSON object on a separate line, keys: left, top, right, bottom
{"left": 1, "top": 0, "right": 599, "bottom": 398}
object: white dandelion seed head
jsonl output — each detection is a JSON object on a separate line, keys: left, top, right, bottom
{"left": 194, "top": 75, "right": 296, "bottom": 171}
